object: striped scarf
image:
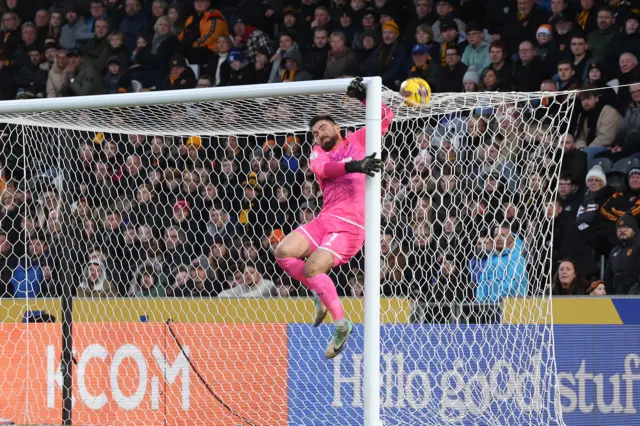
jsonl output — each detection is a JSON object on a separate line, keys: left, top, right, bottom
{"left": 281, "top": 70, "right": 296, "bottom": 82}
{"left": 577, "top": 9, "right": 589, "bottom": 30}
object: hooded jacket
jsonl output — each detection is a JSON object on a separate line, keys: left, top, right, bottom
{"left": 76, "top": 259, "right": 117, "bottom": 298}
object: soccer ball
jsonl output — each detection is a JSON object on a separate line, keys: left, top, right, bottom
{"left": 400, "top": 77, "right": 432, "bottom": 108}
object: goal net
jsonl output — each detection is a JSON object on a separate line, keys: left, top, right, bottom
{"left": 0, "top": 82, "right": 574, "bottom": 426}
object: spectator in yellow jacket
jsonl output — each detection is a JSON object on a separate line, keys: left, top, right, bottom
{"left": 179, "top": 0, "right": 228, "bottom": 65}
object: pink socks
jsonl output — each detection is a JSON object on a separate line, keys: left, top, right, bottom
{"left": 276, "top": 257, "right": 307, "bottom": 284}
{"left": 306, "top": 274, "right": 344, "bottom": 321}
{"left": 276, "top": 257, "right": 344, "bottom": 321}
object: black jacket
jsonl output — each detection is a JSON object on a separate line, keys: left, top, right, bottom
{"left": 604, "top": 233, "right": 640, "bottom": 294}
{"left": 302, "top": 45, "right": 329, "bottom": 80}
{"left": 439, "top": 62, "right": 467, "bottom": 93}
{"left": 512, "top": 57, "right": 545, "bottom": 92}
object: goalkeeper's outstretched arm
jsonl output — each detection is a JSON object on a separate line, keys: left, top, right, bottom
{"left": 345, "top": 77, "right": 395, "bottom": 148}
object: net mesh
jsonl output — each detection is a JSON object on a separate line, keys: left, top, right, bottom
{"left": 0, "top": 87, "right": 574, "bottom": 426}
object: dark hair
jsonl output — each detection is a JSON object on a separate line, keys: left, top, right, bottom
{"left": 280, "top": 31, "right": 296, "bottom": 41}
{"left": 444, "top": 45, "right": 459, "bottom": 55}
{"left": 489, "top": 40, "right": 508, "bottom": 56}
{"left": 571, "top": 33, "right": 587, "bottom": 42}
{"left": 557, "top": 59, "right": 574, "bottom": 69}
{"left": 308, "top": 115, "right": 336, "bottom": 129}
{"left": 552, "top": 258, "right": 587, "bottom": 295}
{"left": 596, "top": 5, "right": 613, "bottom": 16}
{"left": 579, "top": 83, "right": 600, "bottom": 99}
{"left": 198, "top": 74, "right": 214, "bottom": 84}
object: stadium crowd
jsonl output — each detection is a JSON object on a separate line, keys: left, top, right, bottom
{"left": 2, "top": 0, "right": 640, "bottom": 323}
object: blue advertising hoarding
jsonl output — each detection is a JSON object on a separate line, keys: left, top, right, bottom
{"left": 287, "top": 325, "right": 640, "bottom": 426}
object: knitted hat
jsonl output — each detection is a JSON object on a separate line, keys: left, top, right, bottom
{"left": 173, "top": 199, "right": 190, "bottom": 213}
{"left": 463, "top": 66, "right": 479, "bottom": 85}
{"left": 586, "top": 280, "right": 605, "bottom": 294}
{"left": 537, "top": 24, "right": 552, "bottom": 37}
{"left": 617, "top": 214, "right": 639, "bottom": 232}
{"left": 185, "top": 135, "right": 202, "bottom": 148}
{"left": 382, "top": 20, "right": 400, "bottom": 36}
{"left": 269, "top": 228, "right": 285, "bottom": 244}
{"left": 585, "top": 165, "right": 607, "bottom": 185}
{"left": 362, "top": 29, "right": 381, "bottom": 44}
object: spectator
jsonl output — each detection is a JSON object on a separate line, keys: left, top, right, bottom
{"left": 586, "top": 279, "right": 607, "bottom": 296}
{"left": 576, "top": 0, "right": 598, "bottom": 34}
{"left": 583, "top": 59, "right": 618, "bottom": 107}
{"left": 196, "top": 74, "right": 213, "bottom": 88}
{"left": 486, "top": 41, "right": 512, "bottom": 89}
{"left": 161, "top": 53, "right": 196, "bottom": 90}
{"left": 105, "top": 31, "right": 130, "bottom": 72}
{"left": 604, "top": 214, "right": 640, "bottom": 294}
{"left": 609, "top": 82, "right": 640, "bottom": 158}
{"left": 512, "top": 40, "right": 545, "bottom": 92}
{"left": 552, "top": 259, "right": 587, "bottom": 295}
{"left": 188, "top": 260, "right": 219, "bottom": 296}
{"left": 480, "top": 68, "right": 506, "bottom": 92}
{"left": 83, "top": 18, "right": 110, "bottom": 72}
{"left": 413, "top": 24, "right": 439, "bottom": 58}
{"left": 461, "top": 21, "right": 490, "bottom": 75}
{"left": 269, "top": 32, "right": 299, "bottom": 83}
{"left": 588, "top": 7, "right": 616, "bottom": 59}
{"left": 227, "top": 50, "right": 255, "bottom": 86}
{"left": 439, "top": 46, "right": 466, "bottom": 92}
{"left": 10, "top": 232, "right": 48, "bottom": 298}
{"left": 60, "top": 8, "right": 92, "bottom": 51}
{"left": 218, "top": 261, "right": 276, "bottom": 297}
{"left": 48, "top": 11, "right": 64, "bottom": 41}
{"left": 150, "top": 0, "right": 168, "bottom": 26}
{"left": 380, "top": 229, "right": 407, "bottom": 296}
{"left": 617, "top": 52, "right": 640, "bottom": 114}
{"left": 605, "top": 14, "right": 640, "bottom": 69}
{"left": 14, "top": 46, "right": 47, "bottom": 98}
{"left": 476, "top": 224, "right": 528, "bottom": 302}
{"left": 601, "top": 167, "right": 640, "bottom": 235}
{"left": 365, "top": 20, "right": 408, "bottom": 90}
{"left": 167, "top": 4, "right": 184, "bottom": 34}
{"left": 503, "top": 0, "right": 550, "bottom": 54}
{"left": 202, "top": 35, "right": 232, "bottom": 86}
{"left": 14, "top": 22, "right": 42, "bottom": 68}
{"left": 407, "top": 44, "right": 440, "bottom": 91}
{"left": 281, "top": 49, "right": 312, "bottom": 81}
{"left": 336, "top": 7, "right": 357, "bottom": 45}
{"left": 575, "top": 86, "right": 622, "bottom": 157}
{"left": 432, "top": 0, "right": 466, "bottom": 43}
{"left": 323, "top": 31, "right": 357, "bottom": 79}
{"left": 131, "top": 16, "right": 180, "bottom": 88}
{"left": 569, "top": 33, "right": 591, "bottom": 80}
{"left": 76, "top": 258, "right": 117, "bottom": 298}
{"left": 34, "top": 9, "right": 50, "bottom": 41}
{"left": 535, "top": 24, "right": 554, "bottom": 68}
{"left": 1, "top": 12, "right": 21, "bottom": 62}
{"left": 128, "top": 263, "right": 166, "bottom": 296}
{"left": 167, "top": 265, "right": 191, "bottom": 297}
{"left": 232, "top": 17, "right": 271, "bottom": 64}
{"left": 87, "top": 0, "right": 108, "bottom": 34}
{"left": 311, "top": 6, "right": 333, "bottom": 32}
{"left": 303, "top": 27, "right": 329, "bottom": 80}
{"left": 462, "top": 66, "right": 479, "bottom": 92}
{"left": 252, "top": 46, "right": 272, "bottom": 83}
{"left": 347, "top": 273, "right": 364, "bottom": 298}
{"left": 178, "top": 0, "right": 228, "bottom": 65}
{"left": 61, "top": 49, "right": 104, "bottom": 96}
{"left": 119, "top": 0, "right": 148, "bottom": 53}
{"left": 556, "top": 60, "right": 581, "bottom": 90}
{"left": 103, "top": 56, "right": 132, "bottom": 93}
{"left": 404, "top": 0, "right": 433, "bottom": 44}
{"left": 559, "top": 134, "right": 588, "bottom": 185}
{"left": 438, "top": 18, "right": 467, "bottom": 67}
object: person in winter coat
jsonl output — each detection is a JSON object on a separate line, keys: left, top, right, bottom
{"left": 407, "top": 44, "right": 440, "bottom": 91}
{"left": 61, "top": 48, "right": 104, "bottom": 96}
{"left": 268, "top": 32, "right": 299, "bottom": 83}
{"left": 13, "top": 46, "right": 48, "bottom": 98}
{"left": 252, "top": 47, "right": 272, "bottom": 84}
{"left": 10, "top": 232, "right": 49, "bottom": 298}
{"left": 588, "top": 7, "right": 616, "bottom": 59}
{"left": 178, "top": 0, "right": 228, "bottom": 65}
{"left": 604, "top": 214, "right": 640, "bottom": 294}
{"left": 364, "top": 20, "right": 408, "bottom": 90}
{"left": 232, "top": 17, "right": 272, "bottom": 64}
{"left": 217, "top": 261, "right": 276, "bottom": 298}
{"left": 323, "top": 31, "right": 357, "bottom": 79}
{"left": 575, "top": 85, "right": 623, "bottom": 158}
{"left": 161, "top": 53, "right": 196, "bottom": 90}
{"left": 476, "top": 224, "right": 528, "bottom": 303}
{"left": 225, "top": 50, "right": 254, "bottom": 86}
{"left": 119, "top": 0, "right": 148, "bottom": 53}
{"left": 128, "top": 263, "right": 167, "bottom": 297}
{"left": 60, "top": 7, "right": 92, "bottom": 50}
{"left": 461, "top": 21, "right": 490, "bottom": 75}
{"left": 131, "top": 16, "right": 180, "bottom": 88}
{"left": 601, "top": 167, "right": 640, "bottom": 243}
{"left": 512, "top": 40, "right": 545, "bottom": 92}
{"left": 303, "top": 27, "right": 329, "bottom": 80}
{"left": 439, "top": 46, "right": 467, "bottom": 92}
{"left": 47, "top": 48, "right": 69, "bottom": 97}
{"left": 82, "top": 18, "right": 110, "bottom": 73}
{"left": 103, "top": 56, "right": 131, "bottom": 93}
{"left": 281, "top": 49, "right": 312, "bottom": 81}
{"left": 606, "top": 81, "right": 640, "bottom": 158}
{"left": 76, "top": 258, "right": 117, "bottom": 298}
{"left": 583, "top": 59, "right": 619, "bottom": 107}
{"left": 575, "top": 165, "right": 616, "bottom": 270}
{"left": 605, "top": 14, "right": 640, "bottom": 70}
{"left": 201, "top": 34, "right": 232, "bottom": 86}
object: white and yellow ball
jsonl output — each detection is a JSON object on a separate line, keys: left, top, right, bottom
{"left": 399, "top": 77, "right": 432, "bottom": 108}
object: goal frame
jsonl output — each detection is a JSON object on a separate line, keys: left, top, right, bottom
{"left": 0, "top": 77, "right": 384, "bottom": 426}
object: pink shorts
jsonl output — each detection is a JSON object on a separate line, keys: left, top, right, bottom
{"left": 295, "top": 214, "right": 365, "bottom": 267}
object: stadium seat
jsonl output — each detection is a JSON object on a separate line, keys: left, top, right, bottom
{"left": 588, "top": 157, "right": 613, "bottom": 174}
{"left": 131, "top": 80, "right": 142, "bottom": 93}
{"left": 612, "top": 157, "right": 640, "bottom": 174}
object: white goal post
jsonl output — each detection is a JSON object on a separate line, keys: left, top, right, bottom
{"left": 0, "top": 77, "right": 573, "bottom": 426}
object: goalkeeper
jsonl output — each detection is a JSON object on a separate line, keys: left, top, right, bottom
{"left": 275, "top": 77, "right": 394, "bottom": 359}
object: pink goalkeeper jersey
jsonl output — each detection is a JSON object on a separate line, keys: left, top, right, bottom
{"left": 309, "top": 103, "right": 394, "bottom": 229}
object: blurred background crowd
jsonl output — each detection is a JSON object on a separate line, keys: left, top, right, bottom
{"left": 1, "top": 0, "right": 640, "bottom": 323}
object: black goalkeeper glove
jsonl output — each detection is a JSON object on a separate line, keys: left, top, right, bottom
{"left": 346, "top": 76, "right": 367, "bottom": 102}
{"left": 345, "top": 153, "right": 383, "bottom": 177}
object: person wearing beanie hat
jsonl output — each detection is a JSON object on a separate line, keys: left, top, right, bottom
{"left": 586, "top": 279, "right": 607, "bottom": 296}
{"left": 364, "top": 19, "right": 409, "bottom": 90}
{"left": 161, "top": 53, "right": 197, "bottom": 90}
{"left": 227, "top": 49, "right": 255, "bottom": 86}
{"left": 585, "top": 164, "right": 608, "bottom": 189}
{"left": 535, "top": 24, "right": 553, "bottom": 62}
{"left": 605, "top": 212, "right": 640, "bottom": 294}
{"left": 462, "top": 65, "right": 480, "bottom": 90}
